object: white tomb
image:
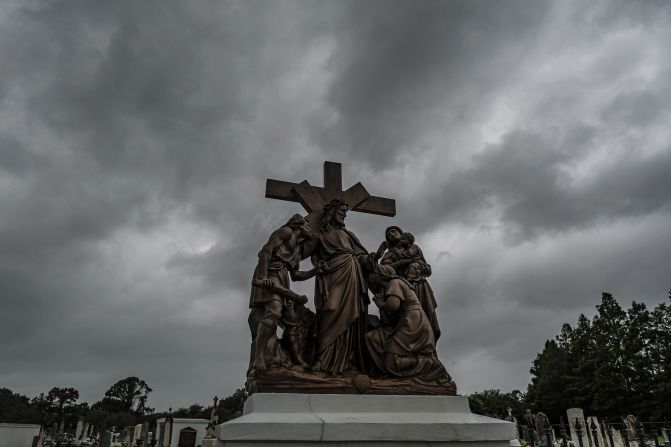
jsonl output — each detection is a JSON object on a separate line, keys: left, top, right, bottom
{"left": 156, "top": 418, "right": 208, "bottom": 447}
{"left": 0, "top": 423, "right": 41, "bottom": 447}
{"left": 215, "top": 393, "right": 516, "bottom": 447}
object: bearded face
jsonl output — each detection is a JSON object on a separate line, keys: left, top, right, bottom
{"left": 334, "top": 204, "right": 348, "bottom": 225}
{"left": 296, "top": 219, "right": 312, "bottom": 240}
{"left": 320, "top": 199, "right": 349, "bottom": 232}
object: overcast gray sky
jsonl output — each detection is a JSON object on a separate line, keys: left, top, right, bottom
{"left": 1, "top": 0, "right": 670, "bottom": 411}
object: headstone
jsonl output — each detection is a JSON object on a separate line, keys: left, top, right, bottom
{"left": 611, "top": 429, "right": 626, "bottom": 447}
{"left": 75, "top": 420, "right": 84, "bottom": 440}
{"left": 162, "top": 419, "right": 172, "bottom": 447}
{"left": 101, "top": 430, "right": 113, "bottom": 447}
{"left": 535, "top": 412, "right": 551, "bottom": 446}
{"left": 624, "top": 415, "right": 638, "bottom": 444}
{"left": 141, "top": 422, "right": 149, "bottom": 445}
{"left": 505, "top": 407, "right": 519, "bottom": 440}
{"left": 80, "top": 423, "right": 90, "bottom": 440}
{"left": 661, "top": 427, "right": 670, "bottom": 447}
{"left": 133, "top": 424, "right": 142, "bottom": 443}
{"left": 523, "top": 409, "right": 536, "bottom": 444}
{"left": 567, "top": 408, "right": 588, "bottom": 445}
{"left": 587, "top": 417, "right": 605, "bottom": 447}
{"left": 156, "top": 421, "right": 165, "bottom": 447}
{"left": 177, "top": 427, "right": 197, "bottom": 447}
{"left": 123, "top": 427, "right": 131, "bottom": 443}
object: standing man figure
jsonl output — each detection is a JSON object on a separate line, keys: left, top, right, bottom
{"left": 249, "top": 214, "right": 326, "bottom": 371}
{"left": 310, "top": 199, "right": 375, "bottom": 375}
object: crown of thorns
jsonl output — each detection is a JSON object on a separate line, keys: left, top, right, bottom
{"left": 322, "top": 198, "right": 349, "bottom": 211}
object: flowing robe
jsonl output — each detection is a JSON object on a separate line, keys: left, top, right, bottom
{"left": 414, "top": 279, "right": 441, "bottom": 341}
{"left": 313, "top": 227, "right": 370, "bottom": 374}
{"left": 366, "top": 278, "right": 448, "bottom": 382}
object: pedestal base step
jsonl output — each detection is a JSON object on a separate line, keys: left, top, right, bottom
{"left": 215, "top": 393, "right": 515, "bottom": 446}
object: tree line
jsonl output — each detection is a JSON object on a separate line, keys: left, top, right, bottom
{"left": 0, "top": 376, "right": 246, "bottom": 435}
{"left": 469, "top": 291, "right": 671, "bottom": 423}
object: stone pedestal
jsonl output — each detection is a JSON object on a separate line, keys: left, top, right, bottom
{"left": 215, "top": 393, "right": 515, "bottom": 446}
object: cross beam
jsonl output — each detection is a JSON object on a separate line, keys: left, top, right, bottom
{"left": 265, "top": 161, "right": 396, "bottom": 217}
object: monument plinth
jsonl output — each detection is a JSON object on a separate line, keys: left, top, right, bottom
{"left": 216, "top": 393, "right": 515, "bottom": 447}
{"left": 220, "top": 161, "right": 514, "bottom": 445}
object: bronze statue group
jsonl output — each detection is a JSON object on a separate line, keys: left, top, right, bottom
{"left": 248, "top": 198, "right": 452, "bottom": 388}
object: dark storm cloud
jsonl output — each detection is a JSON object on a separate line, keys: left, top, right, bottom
{"left": 424, "top": 128, "right": 671, "bottom": 241}
{"left": 435, "top": 211, "right": 671, "bottom": 385}
{"left": 314, "top": 0, "right": 550, "bottom": 167}
{"left": 602, "top": 89, "right": 668, "bottom": 127}
{"left": 0, "top": 0, "right": 328, "bottom": 407}
{"left": 1, "top": 0, "right": 670, "bottom": 407}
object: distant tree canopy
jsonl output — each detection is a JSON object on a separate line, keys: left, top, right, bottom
{"left": 468, "top": 291, "right": 671, "bottom": 423}
{"left": 216, "top": 388, "right": 248, "bottom": 422}
{"left": 0, "top": 388, "right": 42, "bottom": 424}
{"left": 468, "top": 389, "right": 526, "bottom": 420}
{"left": 47, "top": 387, "right": 80, "bottom": 422}
{"left": 0, "top": 374, "right": 247, "bottom": 437}
{"left": 86, "top": 376, "right": 155, "bottom": 431}
{"left": 101, "top": 376, "right": 153, "bottom": 414}
{"left": 167, "top": 388, "right": 248, "bottom": 423}
{"left": 526, "top": 292, "right": 671, "bottom": 421}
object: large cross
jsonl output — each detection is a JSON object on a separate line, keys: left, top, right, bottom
{"left": 265, "top": 161, "right": 396, "bottom": 221}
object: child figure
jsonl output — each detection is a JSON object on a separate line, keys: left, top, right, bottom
{"left": 398, "top": 232, "right": 431, "bottom": 282}
{"left": 280, "top": 301, "right": 315, "bottom": 370}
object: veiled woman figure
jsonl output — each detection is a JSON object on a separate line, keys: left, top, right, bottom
{"left": 380, "top": 226, "right": 441, "bottom": 341}
{"left": 366, "top": 263, "right": 451, "bottom": 384}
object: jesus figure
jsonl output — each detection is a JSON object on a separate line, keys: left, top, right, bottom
{"left": 309, "top": 198, "right": 373, "bottom": 375}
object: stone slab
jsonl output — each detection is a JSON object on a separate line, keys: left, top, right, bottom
{"left": 567, "top": 408, "right": 588, "bottom": 446}
{"left": 216, "top": 393, "right": 515, "bottom": 446}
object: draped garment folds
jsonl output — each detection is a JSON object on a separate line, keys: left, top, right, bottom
{"left": 313, "top": 227, "right": 370, "bottom": 374}
{"left": 414, "top": 279, "right": 441, "bottom": 341}
{"left": 366, "top": 278, "right": 448, "bottom": 382}
{"left": 380, "top": 253, "right": 441, "bottom": 342}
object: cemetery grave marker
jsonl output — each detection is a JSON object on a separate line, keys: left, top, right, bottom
{"left": 177, "top": 427, "right": 198, "bottom": 447}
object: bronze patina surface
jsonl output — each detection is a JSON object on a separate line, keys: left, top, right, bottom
{"left": 245, "top": 161, "right": 455, "bottom": 396}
